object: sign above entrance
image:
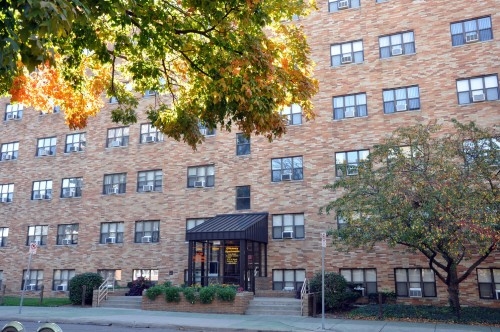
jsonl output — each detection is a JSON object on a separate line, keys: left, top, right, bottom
{"left": 225, "top": 246, "right": 239, "bottom": 264}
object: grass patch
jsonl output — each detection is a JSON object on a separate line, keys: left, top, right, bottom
{"left": 348, "top": 304, "right": 500, "bottom": 325}
{"left": 1, "top": 297, "right": 72, "bottom": 307}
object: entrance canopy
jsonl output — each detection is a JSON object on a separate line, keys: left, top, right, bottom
{"left": 186, "top": 212, "right": 268, "bottom": 243}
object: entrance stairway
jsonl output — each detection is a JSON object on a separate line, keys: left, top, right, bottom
{"left": 245, "top": 297, "right": 302, "bottom": 316}
{"left": 99, "top": 296, "right": 142, "bottom": 309}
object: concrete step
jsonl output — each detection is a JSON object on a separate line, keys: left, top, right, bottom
{"left": 100, "top": 296, "right": 142, "bottom": 309}
{"left": 245, "top": 297, "right": 302, "bottom": 316}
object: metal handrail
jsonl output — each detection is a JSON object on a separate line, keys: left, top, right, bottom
{"left": 300, "top": 278, "right": 309, "bottom": 316}
{"left": 97, "top": 277, "right": 110, "bottom": 307}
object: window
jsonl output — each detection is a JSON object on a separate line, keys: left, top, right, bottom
{"left": 56, "top": 224, "right": 79, "bottom": 245}
{"left": 0, "top": 183, "right": 14, "bottom": 203}
{"left": 5, "top": 103, "right": 23, "bottom": 121}
{"left": 103, "top": 173, "right": 127, "bottom": 195}
{"left": 0, "top": 227, "right": 8, "bottom": 247}
{"left": 27, "top": 225, "right": 48, "bottom": 245}
{"left": 331, "top": 40, "right": 364, "bottom": 67}
{"left": 144, "top": 90, "right": 156, "bottom": 97}
{"left": 22, "top": 269, "right": 43, "bottom": 291}
{"left": 1, "top": 141, "right": 19, "bottom": 161}
{"left": 451, "top": 17, "right": 493, "bottom": 46}
{"left": 53, "top": 269, "right": 75, "bottom": 291}
{"left": 107, "top": 126, "right": 130, "bottom": 148}
{"left": 98, "top": 269, "right": 122, "bottom": 287}
{"left": 61, "top": 177, "right": 83, "bottom": 198}
{"left": 140, "top": 123, "right": 164, "bottom": 143}
{"left": 0, "top": 271, "right": 3, "bottom": 288}
{"left": 456, "top": 75, "right": 499, "bottom": 105}
{"left": 134, "top": 220, "right": 160, "bottom": 243}
{"left": 187, "top": 165, "right": 215, "bottom": 188}
{"left": 340, "top": 269, "right": 377, "bottom": 296}
{"left": 273, "top": 269, "right": 305, "bottom": 291}
{"left": 109, "top": 96, "right": 118, "bottom": 103}
{"left": 281, "top": 104, "right": 302, "bottom": 125}
{"left": 333, "top": 93, "right": 367, "bottom": 119}
{"left": 328, "top": 0, "right": 360, "bottom": 12}
{"left": 395, "top": 268, "right": 436, "bottom": 297}
{"left": 199, "top": 123, "right": 215, "bottom": 136}
{"left": 463, "top": 137, "right": 499, "bottom": 166}
{"left": 335, "top": 150, "right": 369, "bottom": 176}
{"left": 272, "top": 213, "right": 305, "bottom": 239}
{"left": 137, "top": 170, "right": 162, "bottom": 192}
{"left": 186, "top": 218, "right": 205, "bottom": 231}
{"left": 271, "top": 156, "right": 303, "bottom": 182}
{"left": 37, "top": 137, "right": 57, "bottom": 156}
{"left": 337, "top": 214, "right": 347, "bottom": 230}
{"left": 133, "top": 269, "right": 159, "bottom": 283}
{"left": 65, "top": 132, "right": 86, "bottom": 153}
{"left": 477, "top": 268, "right": 500, "bottom": 299}
{"left": 236, "top": 133, "right": 250, "bottom": 156}
{"left": 100, "top": 222, "right": 124, "bottom": 244}
{"left": 32, "top": 180, "right": 53, "bottom": 200}
{"left": 379, "top": 31, "right": 415, "bottom": 58}
{"left": 236, "top": 186, "right": 250, "bottom": 210}
{"left": 383, "top": 85, "right": 420, "bottom": 113}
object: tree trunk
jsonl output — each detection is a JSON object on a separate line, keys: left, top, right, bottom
{"left": 447, "top": 266, "right": 461, "bottom": 320}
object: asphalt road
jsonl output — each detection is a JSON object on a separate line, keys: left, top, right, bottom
{"left": 0, "top": 321, "right": 192, "bottom": 332}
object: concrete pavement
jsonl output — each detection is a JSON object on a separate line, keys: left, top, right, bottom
{"left": 0, "top": 306, "right": 499, "bottom": 332}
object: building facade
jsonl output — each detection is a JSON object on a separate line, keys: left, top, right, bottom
{"left": 0, "top": 0, "right": 499, "bottom": 307}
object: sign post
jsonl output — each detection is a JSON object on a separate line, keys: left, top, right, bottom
{"left": 19, "top": 242, "right": 37, "bottom": 314}
{"left": 321, "top": 232, "right": 326, "bottom": 330}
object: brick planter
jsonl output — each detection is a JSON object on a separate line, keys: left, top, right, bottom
{"left": 142, "top": 291, "right": 254, "bottom": 314}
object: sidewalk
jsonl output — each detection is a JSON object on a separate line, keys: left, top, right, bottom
{"left": 0, "top": 306, "right": 499, "bottom": 332}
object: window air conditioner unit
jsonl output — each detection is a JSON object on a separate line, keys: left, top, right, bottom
{"left": 105, "top": 237, "right": 116, "bottom": 244}
{"left": 338, "top": 0, "right": 349, "bottom": 9}
{"left": 108, "top": 187, "right": 119, "bottom": 194}
{"left": 194, "top": 181, "right": 205, "bottom": 188}
{"left": 282, "top": 231, "right": 294, "bottom": 239}
{"left": 281, "top": 173, "right": 292, "bottom": 181}
{"left": 145, "top": 136, "right": 156, "bottom": 143}
{"left": 396, "top": 103, "right": 407, "bottom": 111}
{"left": 26, "top": 284, "right": 36, "bottom": 291}
{"left": 465, "top": 33, "right": 479, "bottom": 43}
{"left": 472, "top": 93, "right": 486, "bottom": 102}
{"left": 142, "top": 236, "right": 152, "bottom": 243}
{"left": 0, "top": 197, "right": 7, "bottom": 203}
{"left": 33, "top": 193, "right": 42, "bottom": 200}
{"left": 6, "top": 113, "right": 13, "bottom": 120}
{"left": 341, "top": 55, "right": 352, "bottom": 64}
{"left": 44, "top": 193, "right": 52, "bottom": 200}
{"left": 391, "top": 47, "right": 403, "bottom": 56}
{"left": 143, "top": 185, "right": 154, "bottom": 192}
{"left": 111, "top": 140, "right": 121, "bottom": 147}
{"left": 69, "top": 146, "right": 79, "bottom": 152}
{"left": 39, "top": 149, "right": 50, "bottom": 156}
{"left": 409, "top": 287, "right": 422, "bottom": 297}
{"left": 57, "top": 284, "right": 67, "bottom": 291}
{"left": 344, "top": 108, "right": 355, "bottom": 118}
{"left": 4, "top": 154, "right": 12, "bottom": 160}
{"left": 62, "top": 239, "right": 72, "bottom": 245}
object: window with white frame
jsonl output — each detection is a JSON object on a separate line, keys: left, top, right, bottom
{"left": 456, "top": 75, "right": 499, "bottom": 105}
{"left": 333, "top": 93, "right": 367, "bottom": 119}
{"left": 236, "top": 186, "right": 250, "bottom": 210}
{"left": 272, "top": 269, "right": 305, "bottom": 291}
{"left": 331, "top": 40, "right": 364, "bottom": 67}
{"left": 383, "top": 85, "right": 420, "bottom": 113}
{"left": 395, "top": 268, "right": 436, "bottom": 297}
{"left": 236, "top": 133, "right": 250, "bottom": 156}
{"left": 61, "top": 177, "right": 83, "bottom": 198}
{"left": 27, "top": 225, "right": 48, "bottom": 245}
{"left": 187, "top": 165, "right": 215, "bottom": 188}
{"left": 340, "top": 268, "right": 377, "bottom": 296}
{"left": 463, "top": 137, "right": 499, "bottom": 166}
{"left": 5, "top": 103, "right": 23, "bottom": 121}
{"left": 272, "top": 213, "right": 305, "bottom": 239}
{"left": 0, "top": 227, "right": 8, "bottom": 247}
{"left": 1, "top": 141, "right": 19, "bottom": 161}
{"left": 98, "top": 269, "right": 122, "bottom": 287}
{"left": 271, "top": 156, "right": 303, "bottom": 182}
{"left": 107, "top": 126, "right": 130, "bottom": 148}
{"left": 0, "top": 183, "right": 14, "bottom": 203}
{"left": 477, "top": 268, "right": 500, "bottom": 300}
{"left": 335, "top": 150, "right": 369, "bottom": 176}
{"left": 134, "top": 220, "right": 160, "bottom": 243}
{"left": 337, "top": 214, "right": 347, "bottom": 230}
{"left": 65, "top": 132, "right": 86, "bottom": 153}
{"left": 133, "top": 269, "right": 159, "bottom": 283}
{"left": 140, "top": 123, "right": 164, "bottom": 143}
{"left": 137, "top": 170, "right": 162, "bottom": 192}
{"left": 379, "top": 31, "right": 415, "bottom": 58}
{"left": 53, "top": 269, "right": 75, "bottom": 291}
{"left": 56, "top": 224, "right": 79, "bottom": 245}
{"left": 100, "top": 222, "right": 124, "bottom": 244}
{"left": 103, "top": 173, "right": 126, "bottom": 195}
{"left": 37, "top": 137, "right": 57, "bottom": 156}
{"left": 32, "top": 180, "right": 52, "bottom": 200}
{"left": 451, "top": 16, "right": 493, "bottom": 46}
{"left": 186, "top": 218, "right": 205, "bottom": 231}
{"left": 281, "top": 104, "right": 302, "bottom": 125}
{"left": 22, "top": 269, "right": 43, "bottom": 291}
{"left": 199, "top": 123, "right": 216, "bottom": 136}
{"left": 328, "top": 0, "right": 360, "bottom": 12}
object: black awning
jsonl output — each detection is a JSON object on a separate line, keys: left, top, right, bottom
{"left": 186, "top": 212, "right": 268, "bottom": 243}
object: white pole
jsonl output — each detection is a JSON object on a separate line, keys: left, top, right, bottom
{"left": 19, "top": 251, "right": 33, "bottom": 314}
{"left": 321, "top": 244, "right": 325, "bottom": 330}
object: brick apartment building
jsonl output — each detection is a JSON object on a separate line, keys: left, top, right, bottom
{"left": 0, "top": 0, "right": 499, "bottom": 307}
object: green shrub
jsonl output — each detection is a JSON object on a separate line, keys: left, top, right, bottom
{"left": 68, "top": 272, "right": 103, "bottom": 305}
{"left": 165, "top": 286, "right": 182, "bottom": 303}
{"left": 216, "top": 286, "right": 237, "bottom": 302}
{"left": 199, "top": 286, "right": 217, "bottom": 304}
{"left": 368, "top": 290, "right": 397, "bottom": 304}
{"left": 183, "top": 287, "right": 197, "bottom": 304}
{"left": 309, "top": 272, "right": 360, "bottom": 311}
{"left": 145, "top": 285, "right": 165, "bottom": 300}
